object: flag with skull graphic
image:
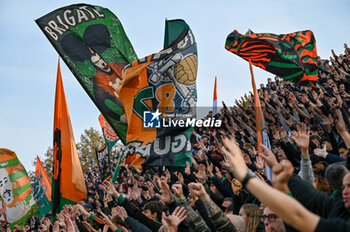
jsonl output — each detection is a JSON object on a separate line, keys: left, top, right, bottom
{"left": 119, "top": 19, "right": 197, "bottom": 168}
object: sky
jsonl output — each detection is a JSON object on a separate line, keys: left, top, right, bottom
{"left": 0, "top": 0, "right": 349, "bottom": 172}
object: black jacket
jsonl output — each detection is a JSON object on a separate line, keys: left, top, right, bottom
{"left": 288, "top": 175, "right": 350, "bottom": 220}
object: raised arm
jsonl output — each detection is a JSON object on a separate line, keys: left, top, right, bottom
{"left": 222, "top": 136, "right": 320, "bottom": 232}
{"left": 291, "top": 123, "right": 314, "bottom": 185}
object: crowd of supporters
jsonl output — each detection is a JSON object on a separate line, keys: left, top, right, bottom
{"left": 3, "top": 43, "right": 350, "bottom": 232}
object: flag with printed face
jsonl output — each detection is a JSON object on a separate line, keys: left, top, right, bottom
{"left": 95, "top": 144, "right": 112, "bottom": 182}
{"left": 98, "top": 114, "right": 119, "bottom": 152}
{"left": 33, "top": 156, "right": 51, "bottom": 219}
{"left": 225, "top": 30, "right": 318, "bottom": 87}
{"left": 119, "top": 19, "right": 197, "bottom": 168}
{"left": 52, "top": 60, "right": 87, "bottom": 221}
{"left": 0, "top": 149, "right": 37, "bottom": 229}
{"left": 36, "top": 4, "right": 138, "bottom": 144}
{"left": 213, "top": 76, "right": 217, "bottom": 116}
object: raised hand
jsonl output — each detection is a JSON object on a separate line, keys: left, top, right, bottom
{"left": 154, "top": 175, "right": 162, "bottom": 189}
{"left": 206, "top": 161, "right": 214, "bottom": 178}
{"left": 155, "top": 180, "right": 174, "bottom": 204}
{"left": 56, "top": 213, "right": 66, "bottom": 229}
{"left": 259, "top": 144, "right": 278, "bottom": 168}
{"left": 222, "top": 136, "right": 248, "bottom": 181}
{"left": 188, "top": 183, "right": 208, "bottom": 200}
{"left": 62, "top": 211, "right": 75, "bottom": 232}
{"left": 103, "top": 181, "right": 119, "bottom": 199}
{"left": 115, "top": 206, "right": 128, "bottom": 223}
{"left": 75, "top": 204, "right": 89, "bottom": 217}
{"left": 52, "top": 221, "right": 59, "bottom": 232}
{"left": 161, "top": 207, "right": 187, "bottom": 232}
{"left": 99, "top": 211, "right": 117, "bottom": 232}
{"left": 272, "top": 160, "right": 294, "bottom": 194}
{"left": 254, "top": 154, "right": 265, "bottom": 171}
{"left": 165, "top": 169, "right": 171, "bottom": 183}
{"left": 313, "top": 144, "right": 327, "bottom": 158}
{"left": 321, "top": 114, "right": 334, "bottom": 132}
{"left": 220, "top": 156, "right": 232, "bottom": 170}
{"left": 177, "top": 172, "right": 184, "bottom": 185}
{"left": 291, "top": 123, "right": 310, "bottom": 157}
{"left": 133, "top": 185, "right": 142, "bottom": 201}
{"left": 184, "top": 161, "right": 191, "bottom": 176}
{"left": 193, "top": 164, "right": 206, "bottom": 183}
{"left": 172, "top": 184, "right": 184, "bottom": 200}
{"left": 335, "top": 109, "right": 347, "bottom": 133}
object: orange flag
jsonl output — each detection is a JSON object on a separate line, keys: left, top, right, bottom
{"left": 35, "top": 156, "right": 51, "bottom": 201}
{"left": 249, "top": 60, "right": 264, "bottom": 153}
{"left": 213, "top": 76, "right": 218, "bottom": 115}
{"left": 52, "top": 59, "right": 87, "bottom": 219}
{"left": 34, "top": 156, "right": 52, "bottom": 218}
{"left": 249, "top": 59, "right": 273, "bottom": 180}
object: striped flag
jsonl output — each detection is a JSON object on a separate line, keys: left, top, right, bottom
{"left": 0, "top": 149, "right": 37, "bottom": 229}
{"left": 249, "top": 60, "right": 272, "bottom": 181}
{"left": 52, "top": 59, "right": 87, "bottom": 221}
{"left": 213, "top": 76, "right": 218, "bottom": 116}
{"left": 225, "top": 30, "right": 318, "bottom": 87}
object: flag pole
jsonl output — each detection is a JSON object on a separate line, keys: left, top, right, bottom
{"left": 249, "top": 59, "right": 273, "bottom": 181}
{"left": 249, "top": 59, "right": 263, "bottom": 154}
{"left": 208, "top": 76, "right": 217, "bottom": 144}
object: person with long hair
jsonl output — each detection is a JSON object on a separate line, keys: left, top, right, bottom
{"left": 239, "top": 204, "right": 263, "bottom": 232}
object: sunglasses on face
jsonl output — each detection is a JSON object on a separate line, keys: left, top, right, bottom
{"left": 262, "top": 214, "right": 278, "bottom": 222}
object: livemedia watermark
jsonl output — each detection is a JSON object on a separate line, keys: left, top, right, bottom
{"left": 143, "top": 108, "right": 222, "bottom": 129}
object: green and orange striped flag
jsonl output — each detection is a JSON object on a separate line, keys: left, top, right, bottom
{"left": 225, "top": 30, "right": 318, "bottom": 87}
{"left": 52, "top": 59, "right": 87, "bottom": 221}
{"left": 0, "top": 148, "right": 37, "bottom": 229}
{"left": 32, "top": 156, "right": 51, "bottom": 219}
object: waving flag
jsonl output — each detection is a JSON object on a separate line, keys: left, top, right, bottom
{"left": 119, "top": 19, "right": 197, "bottom": 168}
{"left": 95, "top": 144, "right": 112, "bottom": 182}
{"left": 225, "top": 30, "right": 318, "bottom": 87}
{"left": 36, "top": 4, "right": 138, "bottom": 144}
{"left": 111, "top": 151, "right": 125, "bottom": 183}
{"left": 0, "top": 149, "right": 37, "bottom": 229}
{"left": 33, "top": 156, "right": 51, "bottom": 219}
{"left": 213, "top": 76, "right": 218, "bottom": 116}
{"left": 52, "top": 60, "right": 87, "bottom": 220}
{"left": 98, "top": 114, "right": 119, "bottom": 152}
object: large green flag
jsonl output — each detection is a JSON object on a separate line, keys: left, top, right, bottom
{"left": 36, "top": 4, "right": 138, "bottom": 144}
